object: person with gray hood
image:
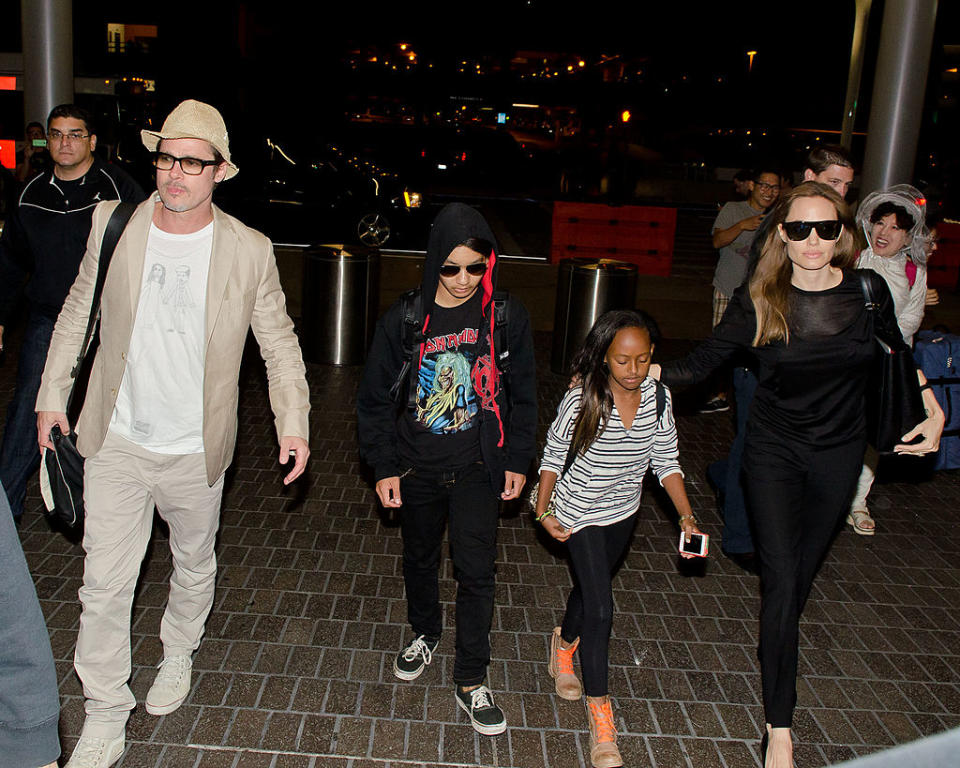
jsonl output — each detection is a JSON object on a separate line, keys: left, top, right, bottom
{"left": 357, "top": 202, "right": 537, "bottom": 736}
{"left": 847, "top": 185, "right": 931, "bottom": 536}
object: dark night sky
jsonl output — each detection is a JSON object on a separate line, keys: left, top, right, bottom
{"left": 6, "top": 0, "right": 956, "bottom": 167}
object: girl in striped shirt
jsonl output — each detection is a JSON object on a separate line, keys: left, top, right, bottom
{"left": 535, "top": 310, "right": 701, "bottom": 768}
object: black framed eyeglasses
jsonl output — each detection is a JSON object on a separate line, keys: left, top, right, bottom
{"left": 782, "top": 220, "right": 842, "bottom": 241}
{"left": 439, "top": 262, "right": 486, "bottom": 278}
{"left": 152, "top": 152, "right": 221, "bottom": 175}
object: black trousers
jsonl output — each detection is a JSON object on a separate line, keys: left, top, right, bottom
{"left": 399, "top": 462, "right": 499, "bottom": 686}
{"left": 560, "top": 515, "right": 636, "bottom": 697}
{"left": 743, "top": 431, "right": 865, "bottom": 728}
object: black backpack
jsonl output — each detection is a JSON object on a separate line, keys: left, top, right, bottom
{"left": 389, "top": 287, "right": 512, "bottom": 408}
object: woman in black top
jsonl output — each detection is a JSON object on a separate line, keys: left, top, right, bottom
{"left": 652, "top": 182, "right": 944, "bottom": 768}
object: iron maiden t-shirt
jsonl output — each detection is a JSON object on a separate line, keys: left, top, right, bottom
{"left": 397, "top": 291, "right": 483, "bottom": 472}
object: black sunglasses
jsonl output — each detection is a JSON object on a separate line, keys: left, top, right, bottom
{"left": 439, "top": 262, "right": 486, "bottom": 278}
{"left": 781, "top": 220, "right": 843, "bottom": 241}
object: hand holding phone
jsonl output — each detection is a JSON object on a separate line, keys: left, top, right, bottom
{"left": 679, "top": 531, "right": 709, "bottom": 558}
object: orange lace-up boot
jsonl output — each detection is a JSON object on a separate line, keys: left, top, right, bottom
{"left": 548, "top": 626, "right": 582, "bottom": 700}
{"left": 586, "top": 695, "right": 622, "bottom": 768}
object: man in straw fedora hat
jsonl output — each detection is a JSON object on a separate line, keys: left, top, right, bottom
{"left": 37, "top": 99, "right": 310, "bottom": 768}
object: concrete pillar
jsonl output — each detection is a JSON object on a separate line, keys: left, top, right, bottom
{"left": 840, "top": 0, "right": 873, "bottom": 150}
{"left": 21, "top": 0, "right": 74, "bottom": 125}
{"left": 860, "top": 0, "right": 938, "bottom": 196}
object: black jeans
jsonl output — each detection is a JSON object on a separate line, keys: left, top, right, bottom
{"left": 0, "top": 312, "right": 56, "bottom": 520}
{"left": 743, "top": 431, "right": 864, "bottom": 727}
{"left": 399, "top": 462, "right": 499, "bottom": 686}
{"left": 560, "top": 515, "right": 636, "bottom": 697}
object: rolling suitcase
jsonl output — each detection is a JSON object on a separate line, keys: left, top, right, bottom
{"left": 914, "top": 330, "right": 960, "bottom": 470}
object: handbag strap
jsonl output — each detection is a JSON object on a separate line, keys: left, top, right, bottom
{"left": 65, "top": 202, "right": 137, "bottom": 410}
{"left": 857, "top": 270, "right": 899, "bottom": 346}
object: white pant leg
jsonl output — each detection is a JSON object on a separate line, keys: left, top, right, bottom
{"left": 153, "top": 452, "right": 224, "bottom": 657}
{"left": 850, "top": 444, "right": 879, "bottom": 513}
{"left": 75, "top": 432, "right": 156, "bottom": 737}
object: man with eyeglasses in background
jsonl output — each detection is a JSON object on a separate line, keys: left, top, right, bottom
{"left": 36, "top": 100, "right": 310, "bottom": 768}
{"left": 700, "top": 167, "right": 782, "bottom": 415}
{"left": 0, "top": 104, "right": 144, "bottom": 526}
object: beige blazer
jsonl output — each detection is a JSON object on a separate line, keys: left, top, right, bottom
{"left": 37, "top": 197, "right": 310, "bottom": 484}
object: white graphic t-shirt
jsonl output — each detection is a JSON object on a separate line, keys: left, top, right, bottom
{"left": 110, "top": 221, "right": 213, "bottom": 453}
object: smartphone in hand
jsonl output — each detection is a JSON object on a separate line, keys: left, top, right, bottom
{"left": 679, "top": 531, "right": 709, "bottom": 558}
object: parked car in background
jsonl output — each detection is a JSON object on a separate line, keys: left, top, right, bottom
{"left": 214, "top": 135, "right": 427, "bottom": 248}
{"left": 111, "top": 124, "right": 427, "bottom": 249}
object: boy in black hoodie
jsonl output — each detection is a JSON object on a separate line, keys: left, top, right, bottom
{"left": 357, "top": 203, "right": 537, "bottom": 735}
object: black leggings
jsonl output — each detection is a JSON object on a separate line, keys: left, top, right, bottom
{"left": 743, "top": 433, "right": 865, "bottom": 728}
{"left": 560, "top": 515, "right": 636, "bottom": 697}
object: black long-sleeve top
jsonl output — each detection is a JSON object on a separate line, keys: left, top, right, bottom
{"left": 662, "top": 269, "right": 906, "bottom": 448}
{"left": 0, "top": 157, "right": 145, "bottom": 324}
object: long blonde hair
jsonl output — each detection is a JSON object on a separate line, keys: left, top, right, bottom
{"left": 750, "top": 182, "right": 857, "bottom": 346}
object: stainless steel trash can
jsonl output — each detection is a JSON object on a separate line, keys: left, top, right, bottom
{"left": 551, "top": 258, "right": 638, "bottom": 374}
{"left": 301, "top": 245, "right": 380, "bottom": 365}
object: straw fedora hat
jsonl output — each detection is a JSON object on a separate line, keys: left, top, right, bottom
{"left": 141, "top": 99, "right": 238, "bottom": 179}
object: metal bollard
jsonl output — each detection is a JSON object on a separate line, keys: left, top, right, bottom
{"left": 301, "top": 246, "right": 380, "bottom": 365}
{"left": 551, "top": 258, "right": 638, "bottom": 374}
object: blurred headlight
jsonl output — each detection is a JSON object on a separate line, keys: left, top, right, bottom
{"left": 403, "top": 190, "right": 422, "bottom": 209}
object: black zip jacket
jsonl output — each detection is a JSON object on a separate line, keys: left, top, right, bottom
{"left": 0, "top": 156, "right": 145, "bottom": 324}
{"left": 357, "top": 202, "right": 538, "bottom": 492}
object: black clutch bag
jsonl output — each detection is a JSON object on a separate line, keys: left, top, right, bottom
{"left": 858, "top": 273, "right": 926, "bottom": 454}
{"left": 41, "top": 425, "right": 85, "bottom": 528}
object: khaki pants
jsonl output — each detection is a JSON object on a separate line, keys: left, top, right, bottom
{"left": 76, "top": 431, "right": 224, "bottom": 737}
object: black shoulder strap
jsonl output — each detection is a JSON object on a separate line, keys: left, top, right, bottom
{"left": 399, "top": 288, "right": 423, "bottom": 358}
{"left": 66, "top": 202, "right": 136, "bottom": 411}
{"left": 858, "top": 270, "right": 900, "bottom": 348}
{"left": 858, "top": 270, "right": 877, "bottom": 310}
{"left": 561, "top": 440, "right": 578, "bottom": 478}
{"left": 389, "top": 288, "right": 424, "bottom": 405}
{"left": 492, "top": 290, "right": 511, "bottom": 375}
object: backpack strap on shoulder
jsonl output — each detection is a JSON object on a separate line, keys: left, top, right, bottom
{"left": 655, "top": 379, "right": 667, "bottom": 424}
{"left": 389, "top": 288, "right": 425, "bottom": 405}
{"left": 492, "top": 290, "right": 511, "bottom": 375}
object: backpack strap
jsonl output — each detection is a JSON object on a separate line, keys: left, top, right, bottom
{"left": 388, "top": 288, "right": 425, "bottom": 406}
{"left": 655, "top": 379, "right": 667, "bottom": 423}
{"left": 492, "top": 290, "right": 511, "bottom": 375}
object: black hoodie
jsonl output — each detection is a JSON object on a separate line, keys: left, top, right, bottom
{"left": 357, "top": 203, "right": 537, "bottom": 492}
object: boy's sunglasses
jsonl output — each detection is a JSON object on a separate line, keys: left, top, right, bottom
{"left": 781, "top": 220, "right": 843, "bottom": 241}
{"left": 439, "top": 263, "right": 486, "bottom": 277}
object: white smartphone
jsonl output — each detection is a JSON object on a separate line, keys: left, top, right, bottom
{"left": 679, "top": 531, "right": 709, "bottom": 557}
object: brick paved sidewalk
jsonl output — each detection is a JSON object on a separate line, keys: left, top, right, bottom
{"left": 12, "top": 333, "right": 960, "bottom": 768}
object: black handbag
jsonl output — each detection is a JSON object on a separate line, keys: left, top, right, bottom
{"left": 858, "top": 272, "right": 927, "bottom": 454}
{"left": 40, "top": 202, "right": 136, "bottom": 529}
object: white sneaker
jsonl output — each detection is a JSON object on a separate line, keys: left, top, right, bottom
{"left": 65, "top": 733, "right": 124, "bottom": 768}
{"left": 145, "top": 654, "right": 192, "bottom": 715}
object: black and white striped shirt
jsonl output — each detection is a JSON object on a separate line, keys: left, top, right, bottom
{"left": 540, "top": 379, "right": 682, "bottom": 532}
